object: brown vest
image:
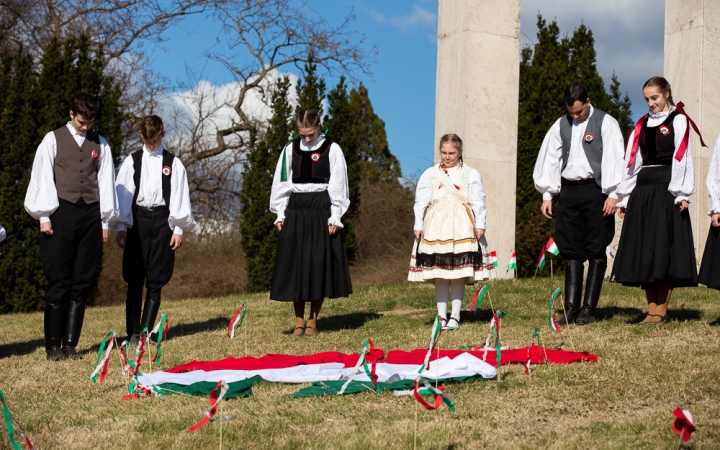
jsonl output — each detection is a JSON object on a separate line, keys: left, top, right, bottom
{"left": 53, "top": 125, "right": 102, "bottom": 204}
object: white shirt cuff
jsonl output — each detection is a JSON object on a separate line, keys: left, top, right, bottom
{"left": 608, "top": 192, "right": 619, "bottom": 200}
{"left": 274, "top": 215, "right": 285, "bottom": 225}
{"left": 102, "top": 221, "right": 109, "bottom": 230}
{"left": 40, "top": 216, "right": 51, "bottom": 224}
{"left": 328, "top": 216, "right": 344, "bottom": 228}
{"left": 173, "top": 226, "right": 184, "bottom": 236}
{"left": 674, "top": 196, "right": 690, "bottom": 205}
{"left": 542, "top": 192, "right": 554, "bottom": 201}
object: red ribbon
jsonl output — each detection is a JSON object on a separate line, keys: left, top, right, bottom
{"left": 413, "top": 379, "right": 445, "bottom": 411}
{"left": 626, "top": 102, "right": 706, "bottom": 168}
{"left": 671, "top": 408, "right": 696, "bottom": 442}
{"left": 188, "top": 381, "right": 224, "bottom": 432}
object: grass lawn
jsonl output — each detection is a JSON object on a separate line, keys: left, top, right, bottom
{"left": 1, "top": 278, "right": 719, "bottom": 449}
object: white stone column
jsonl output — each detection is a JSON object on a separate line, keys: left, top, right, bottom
{"left": 435, "top": 0, "right": 521, "bottom": 278}
{"left": 664, "top": 0, "right": 720, "bottom": 263}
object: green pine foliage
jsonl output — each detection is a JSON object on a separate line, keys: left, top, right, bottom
{"left": 240, "top": 76, "right": 293, "bottom": 292}
{"left": 515, "top": 16, "right": 633, "bottom": 277}
{"left": 0, "top": 36, "right": 124, "bottom": 312}
{"left": 294, "top": 58, "right": 326, "bottom": 127}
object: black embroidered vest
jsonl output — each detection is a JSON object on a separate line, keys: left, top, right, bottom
{"left": 291, "top": 138, "right": 332, "bottom": 184}
{"left": 639, "top": 111, "right": 678, "bottom": 166}
{"left": 130, "top": 149, "right": 175, "bottom": 220}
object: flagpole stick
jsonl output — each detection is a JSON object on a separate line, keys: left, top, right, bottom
{"left": 244, "top": 320, "right": 248, "bottom": 357}
{"left": 534, "top": 266, "right": 538, "bottom": 278}
{"left": 486, "top": 291, "right": 496, "bottom": 316}
{"left": 413, "top": 400, "right": 418, "bottom": 450}
{"left": 677, "top": 432, "right": 683, "bottom": 450}
{"left": 539, "top": 331, "right": 550, "bottom": 369}
{"left": 219, "top": 399, "right": 223, "bottom": 450}
{"left": 550, "top": 258, "right": 553, "bottom": 279}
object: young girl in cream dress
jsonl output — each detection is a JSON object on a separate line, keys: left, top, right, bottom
{"left": 409, "top": 134, "right": 488, "bottom": 330}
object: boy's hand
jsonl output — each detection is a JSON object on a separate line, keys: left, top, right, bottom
{"left": 712, "top": 213, "right": 720, "bottom": 227}
{"left": 541, "top": 200, "right": 553, "bottom": 219}
{"left": 618, "top": 207, "right": 626, "bottom": 219}
{"left": 40, "top": 222, "right": 53, "bottom": 236}
{"left": 102, "top": 229, "right": 109, "bottom": 244}
{"left": 170, "top": 233, "right": 183, "bottom": 250}
{"left": 116, "top": 230, "right": 126, "bottom": 249}
{"left": 603, "top": 197, "right": 619, "bottom": 216}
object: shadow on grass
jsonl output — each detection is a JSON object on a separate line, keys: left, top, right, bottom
{"left": 421, "top": 310, "right": 495, "bottom": 326}
{"left": 668, "top": 309, "right": 702, "bottom": 322}
{"left": 81, "top": 316, "right": 229, "bottom": 355}
{"left": 709, "top": 316, "right": 720, "bottom": 326}
{"left": 593, "top": 306, "right": 645, "bottom": 323}
{"left": 282, "top": 312, "right": 382, "bottom": 335}
{"left": 0, "top": 339, "right": 44, "bottom": 359}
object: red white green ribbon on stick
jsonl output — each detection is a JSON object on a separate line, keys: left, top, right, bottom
{"left": 0, "top": 389, "right": 35, "bottom": 450}
{"left": 134, "top": 328, "right": 148, "bottom": 375}
{"left": 338, "top": 339, "right": 377, "bottom": 395}
{"left": 524, "top": 328, "right": 542, "bottom": 375}
{"left": 671, "top": 408, "right": 696, "bottom": 443}
{"left": 412, "top": 377, "right": 455, "bottom": 412}
{"left": 418, "top": 316, "right": 442, "bottom": 374}
{"left": 151, "top": 315, "right": 169, "bottom": 366}
{"left": 188, "top": 380, "right": 229, "bottom": 432}
{"left": 548, "top": 288, "right": 563, "bottom": 334}
{"left": 118, "top": 340, "right": 136, "bottom": 378}
{"left": 90, "top": 331, "right": 116, "bottom": 383}
{"left": 493, "top": 310, "right": 503, "bottom": 367}
{"left": 227, "top": 302, "right": 248, "bottom": 339}
{"left": 468, "top": 285, "right": 488, "bottom": 313}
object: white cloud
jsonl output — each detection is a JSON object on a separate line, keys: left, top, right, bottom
{"left": 359, "top": 2, "right": 436, "bottom": 33}
{"left": 521, "top": 0, "right": 664, "bottom": 117}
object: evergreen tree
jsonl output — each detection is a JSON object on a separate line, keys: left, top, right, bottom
{"left": 515, "top": 16, "right": 632, "bottom": 277}
{"left": 348, "top": 85, "right": 401, "bottom": 185}
{"left": 0, "top": 36, "right": 124, "bottom": 312}
{"left": 240, "top": 76, "right": 293, "bottom": 292}
{"left": 294, "top": 58, "right": 326, "bottom": 124}
{"left": 325, "top": 76, "right": 360, "bottom": 260}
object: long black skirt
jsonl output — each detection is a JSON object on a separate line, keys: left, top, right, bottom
{"left": 612, "top": 165, "right": 698, "bottom": 288}
{"left": 270, "top": 191, "right": 352, "bottom": 302}
{"left": 699, "top": 225, "right": 720, "bottom": 289}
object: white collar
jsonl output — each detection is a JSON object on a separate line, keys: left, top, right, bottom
{"left": 299, "top": 134, "right": 326, "bottom": 151}
{"left": 649, "top": 105, "right": 675, "bottom": 120}
{"left": 65, "top": 122, "right": 86, "bottom": 137}
{"left": 143, "top": 142, "right": 165, "bottom": 156}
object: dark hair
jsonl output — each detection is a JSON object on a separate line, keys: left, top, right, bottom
{"left": 296, "top": 110, "right": 321, "bottom": 129}
{"left": 643, "top": 76, "right": 675, "bottom": 106}
{"left": 70, "top": 93, "right": 100, "bottom": 120}
{"left": 564, "top": 85, "right": 589, "bottom": 106}
{"left": 439, "top": 133, "right": 463, "bottom": 152}
{"left": 140, "top": 115, "right": 165, "bottom": 141}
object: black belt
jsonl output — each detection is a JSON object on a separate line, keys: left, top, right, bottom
{"left": 138, "top": 205, "right": 168, "bottom": 212}
{"left": 561, "top": 178, "right": 594, "bottom": 186}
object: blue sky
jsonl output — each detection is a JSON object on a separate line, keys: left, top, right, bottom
{"left": 147, "top": 0, "right": 663, "bottom": 178}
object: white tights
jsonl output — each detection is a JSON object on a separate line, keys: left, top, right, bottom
{"left": 435, "top": 278, "right": 465, "bottom": 320}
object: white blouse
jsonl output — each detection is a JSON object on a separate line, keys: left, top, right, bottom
{"left": 114, "top": 144, "right": 196, "bottom": 235}
{"left": 616, "top": 106, "right": 694, "bottom": 208}
{"left": 707, "top": 133, "right": 720, "bottom": 215}
{"left": 24, "top": 123, "right": 118, "bottom": 229}
{"left": 0, "top": 224, "right": 5, "bottom": 243}
{"left": 533, "top": 106, "right": 626, "bottom": 200}
{"left": 269, "top": 135, "right": 350, "bottom": 228}
{"left": 413, "top": 164, "right": 487, "bottom": 231}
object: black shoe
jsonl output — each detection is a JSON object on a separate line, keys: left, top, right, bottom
{"left": 46, "top": 347, "right": 68, "bottom": 361}
{"left": 62, "top": 345, "right": 83, "bottom": 360}
{"left": 575, "top": 308, "right": 596, "bottom": 325}
{"left": 557, "top": 310, "right": 578, "bottom": 325}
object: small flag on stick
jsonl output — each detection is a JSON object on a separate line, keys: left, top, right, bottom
{"left": 227, "top": 302, "right": 248, "bottom": 339}
{"left": 413, "top": 377, "right": 455, "bottom": 412}
{"left": 0, "top": 389, "right": 35, "bottom": 450}
{"left": 506, "top": 251, "right": 517, "bottom": 272}
{"left": 548, "top": 288, "right": 563, "bottom": 334}
{"left": 537, "top": 246, "right": 547, "bottom": 272}
{"left": 546, "top": 237, "right": 559, "bottom": 256}
{"left": 468, "top": 285, "right": 488, "bottom": 313}
{"left": 671, "top": 408, "right": 696, "bottom": 443}
{"left": 418, "top": 316, "right": 442, "bottom": 373}
{"left": 188, "top": 380, "right": 229, "bottom": 432}
{"left": 90, "top": 331, "right": 116, "bottom": 383}
{"left": 150, "top": 315, "right": 169, "bottom": 366}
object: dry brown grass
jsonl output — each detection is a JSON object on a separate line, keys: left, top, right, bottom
{"left": 1, "top": 278, "right": 720, "bottom": 449}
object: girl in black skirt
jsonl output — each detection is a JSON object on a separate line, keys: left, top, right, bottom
{"left": 613, "top": 76, "right": 704, "bottom": 324}
{"left": 699, "top": 135, "right": 720, "bottom": 289}
{"left": 269, "top": 110, "right": 352, "bottom": 336}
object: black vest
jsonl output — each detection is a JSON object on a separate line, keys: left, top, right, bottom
{"left": 639, "top": 111, "right": 678, "bottom": 166}
{"left": 53, "top": 126, "right": 102, "bottom": 204}
{"left": 291, "top": 138, "right": 332, "bottom": 184}
{"left": 558, "top": 108, "right": 607, "bottom": 187}
{"left": 130, "top": 149, "right": 175, "bottom": 220}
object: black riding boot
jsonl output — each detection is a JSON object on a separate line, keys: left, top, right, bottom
{"left": 139, "top": 291, "right": 161, "bottom": 341}
{"left": 126, "top": 282, "right": 144, "bottom": 342}
{"left": 45, "top": 302, "right": 67, "bottom": 361}
{"left": 576, "top": 259, "right": 607, "bottom": 325}
{"left": 62, "top": 301, "right": 85, "bottom": 359}
{"left": 557, "top": 260, "right": 583, "bottom": 325}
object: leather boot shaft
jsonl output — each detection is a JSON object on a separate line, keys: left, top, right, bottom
{"left": 583, "top": 259, "right": 607, "bottom": 310}
{"left": 63, "top": 301, "right": 86, "bottom": 347}
{"left": 44, "top": 302, "right": 65, "bottom": 350}
{"left": 558, "top": 260, "right": 584, "bottom": 324}
{"left": 139, "top": 292, "right": 161, "bottom": 334}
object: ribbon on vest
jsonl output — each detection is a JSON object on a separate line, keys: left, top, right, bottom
{"left": 626, "top": 102, "right": 706, "bottom": 168}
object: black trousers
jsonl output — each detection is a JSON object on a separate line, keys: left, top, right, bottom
{"left": 555, "top": 180, "right": 615, "bottom": 262}
{"left": 40, "top": 199, "right": 102, "bottom": 348}
{"left": 123, "top": 206, "right": 175, "bottom": 336}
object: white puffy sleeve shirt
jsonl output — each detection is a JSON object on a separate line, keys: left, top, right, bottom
{"left": 413, "top": 165, "right": 487, "bottom": 231}
{"left": 616, "top": 107, "right": 694, "bottom": 208}
{"left": 0, "top": 224, "right": 5, "bottom": 243}
{"left": 24, "top": 122, "right": 118, "bottom": 229}
{"left": 707, "top": 133, "right": 720, "bottom": 215}
{"left": 114, "top": 144, "right": 196, "bottom": 235}
{"left": 269, "top": 135, "right": 350, "bottom": 228}
{"left": 533, "top": 107, "right": 626, "bottom": 200}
